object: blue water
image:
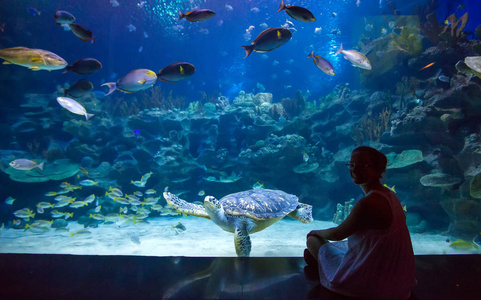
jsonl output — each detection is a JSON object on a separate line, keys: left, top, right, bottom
{"left": 1, "top": 0, "right": 481, "bottom": 255}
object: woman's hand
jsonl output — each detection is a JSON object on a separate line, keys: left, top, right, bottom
{"left": 307, "top": 230, "right": 324, "bottom": 239}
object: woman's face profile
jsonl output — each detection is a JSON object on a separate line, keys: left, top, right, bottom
{"left": 349, "top": 150, "right": 378, "bottom": 185}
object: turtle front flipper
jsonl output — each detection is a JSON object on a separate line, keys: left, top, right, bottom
{"left": 163, "top": 192, "right": 211, "bottom": 219}
{"left": 234, "top": 225, "right": 251, "bottom": 257}
{"left": 287, "top": 203, "right": 313, "bottom": 223}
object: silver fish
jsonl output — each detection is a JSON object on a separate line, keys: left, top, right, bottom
{"left": 56, "top": 96, "right": 94, "bottom": 120}
{"left": 335, "top": 43, "right": 372, "bottom": 70}
{"left": 9, "top": 159, "right": 44, "bottom": 171}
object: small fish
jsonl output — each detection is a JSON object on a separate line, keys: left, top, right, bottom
{"left": 473, "top": 232, "right": 481, "bottom": 246}
{"left": 381, "top": 28, "right": 388, "bottom": 35}
{"left": 55, "top": 10, "right": 75, "bottom": 24}
{"left": 129, "top": 233, "right": 141, "bottom": 245}
{"left": 69, "top": 201, "right": 88, "bottom": 208}
{"left": 314, "top": 27, "right": 322, "bottom": 34}
{"left": 332, "top": 12, "right": 337, "bottom": 18}
{"left": 138, "top": 46, "right": 143, "bottom": 53}
{"left": 89, "top": 213, "right": 105, "bottom": 221}
{"left": 68, "top": 24, "right": 96, "bottom": 43}
{"left": 137, "top": 1, "right": 146, "bottom": 8}
{"left": 402, "top": 205, "right": 407, "bottom": 212}
{"left": 127, "top": 24, "right": 136, "bottom": 32}
{"left": 59, "top": 182, "right": 71, "bottom": 188}
{"left": 71, "top": 229, "right": 92, "bottom": 237}
{"left": 9, "top": 159, "right": 44, "bottom": 171}
{"left": 110, "top": 0, "right": 120, "bottom": 7}
{"left": 171, "top": 222, "right": 186, "bottom": 232}
{"left": 64, "top": 58, "right": 102, "bottom": 75}
{"left": 198, "top": 190, "right": 205, "bottom": 196}
{"left": 365, "top": 24, "right": 373, "bottom": 31}
{"left": 419, "top": 62, "right": 435, "bottom": 71}
{"left": 54, "top": 195, "right": 74, "bottom": 201}
{"left": 108, "top": 187, "right": 123, "bottom": 197}
{"left": 383, "top": 184, "right": 396, "bottom": 193}
{"left": 438, "top": 75, "right": 450, "bottom": 83}
{"left": 79, "top": 179, "right": 99, "bottom": 186}
{"left": 252, "top": 182, "right": 264, "bottom": 189}
{"left": 37, "top": 202, "right": 54, "bottom": 209}
{"left": 303, "top": 153, "right": 310, "bottom": 162}
{"left": 242, "top": 28, "right": 292, "bottom": 58}
{"left": 102, "top": 69, "right": 158, "bottom": 95}
{"left": 335, "top": 44, "right": 372, "bottom": 70}
{"left": 178, "top": 9, "right": 216, "bottom": 22}
{"left": 251, "top": 7, "right": 260, "bottom": 13}
{"left": 449, "top": 240, "right": 479, "bottom": 250}
{"left": 143, "top": 31, "right": 149, "bottom": 38}
{"left": 55, "top": 199, "right": 73, "bottom": 208}
{"left": 457, "top": 4, "right": 466, "bottom": 11}
{"left": 225, "top": 4, "right": 233, "bottom": 11}
{"left": 13, "top": 208, "right": 35, "bottom": 220}
{"left": 5, "top": 197, "right": 15, "bottom": 205}
{"left": 57, "top": 97, "right": 94, "bottom": 120}
{"left": 27, "top": 7, "right": 41, "bottom": 16}
{"left": 131, "top": 180, "right": 144, "bottom": 187}
{"left": 157, "top": 62, "right": 195, "bottom": 83}
{"left": 134, "top": 191, "right": 143, "bottom": 197}
{"left": 145, "top": 189, "right": 156, "bottom": 195}
{"left": 307, "top": 51, "right": 335, "bottom": 76}
{"left": 63, "top": 79, "right": 94, "bottom": 98}
{"left": 277, "top": 0, "right": 315, "bottom": 22}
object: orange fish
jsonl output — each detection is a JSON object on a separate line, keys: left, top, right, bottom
{"left": 419, "top": 62, "right": 435, "bottom": 71}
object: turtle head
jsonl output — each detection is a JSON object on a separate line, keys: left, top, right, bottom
{"left": 204, "top": 196, "right": 221, "bottom": 211}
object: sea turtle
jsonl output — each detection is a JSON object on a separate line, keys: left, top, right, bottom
{"left": 456, "top": 56, "right": 481, "bottom": 79}
{"left": 163, "top": 189, "right": 313, "bottom": 257}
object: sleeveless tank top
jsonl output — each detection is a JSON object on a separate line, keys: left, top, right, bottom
{"left": 318, "top": 189, "right": 416, "bottom": 300}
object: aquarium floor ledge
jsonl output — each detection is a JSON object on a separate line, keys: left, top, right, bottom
{"left": 0, "top": 254, "right": 480, "bottom": 299}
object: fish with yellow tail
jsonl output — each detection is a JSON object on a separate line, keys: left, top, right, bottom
{"left": 335, "top": 43, "right": 372, "bottom": 70}
{"left": 102, "top": 69, "right": 157, "bottom": 95}
{"left": 242, "top": 28, "right": 292, "bottom": 58}
{"left": 383, "top": 184, "right": 396, "bottom": 193}
{"left": 0, "top": 47, "right": 67, "bottom": 71}
{"left": 157, "top": 62, "right": 195, "bottom": 83}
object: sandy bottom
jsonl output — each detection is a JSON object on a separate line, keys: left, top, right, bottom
{"left": 0, "top": 217, "right": 479, "bottom": 256}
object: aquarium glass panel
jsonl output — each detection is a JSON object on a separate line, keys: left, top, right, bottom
{"left": 1, "top": 0, "right": 481, "bottom": 257}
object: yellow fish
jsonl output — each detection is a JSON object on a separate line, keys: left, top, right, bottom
{"left": 449, "top": 240, "right": 479, "bottom": 250}
{"left": 0, "top": 47, "right": 67, "bottom": 71}
{"left": 383, "top": 184, "right": 396, "bottom": 193}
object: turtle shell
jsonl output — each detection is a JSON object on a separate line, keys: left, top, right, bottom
{"left": 220, "top": 189, "right": 299, "bottom": 220}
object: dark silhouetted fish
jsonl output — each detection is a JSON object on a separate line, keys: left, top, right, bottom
{"left": 68, "top": 24, "right": 96, "bottom": 43}
{"left": 277, "top": 0, "right": 316, "bottom": 23}
{"left": 157, "top": 62, "right": 195, "bottom": 82}
{"left": 64, "top": 58, "right": 102, "bottom": 75}
{"left": 241, "top": 28, "right": 292, "bottom": 58}
{"left": 178, "top": 9, "right": 215, "bottom": 22}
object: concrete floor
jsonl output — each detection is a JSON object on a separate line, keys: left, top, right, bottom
{"left": 0, "top": 254, "right": 480, "bottom": 299}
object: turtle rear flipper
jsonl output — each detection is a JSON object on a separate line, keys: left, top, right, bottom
{"left": 287, "top": 203, "right": 313, "bottom": 224}
{"left": 163, "top": 192, "right": 210, "bottom": 219}
{"left": 234, "top": 225, "right": 251, "bottom": 257}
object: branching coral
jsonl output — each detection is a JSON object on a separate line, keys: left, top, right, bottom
{"left": 281, "top": 91, "right": 306, "bottom": 120}
{"left": 351, "top": 107, "right": 392, "bottom": 144}
{"left": 396, "top": 76, "right": 418, "bottom": 110}
{"left": 421, "top": 12, "right": 468, "bottom": 46}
